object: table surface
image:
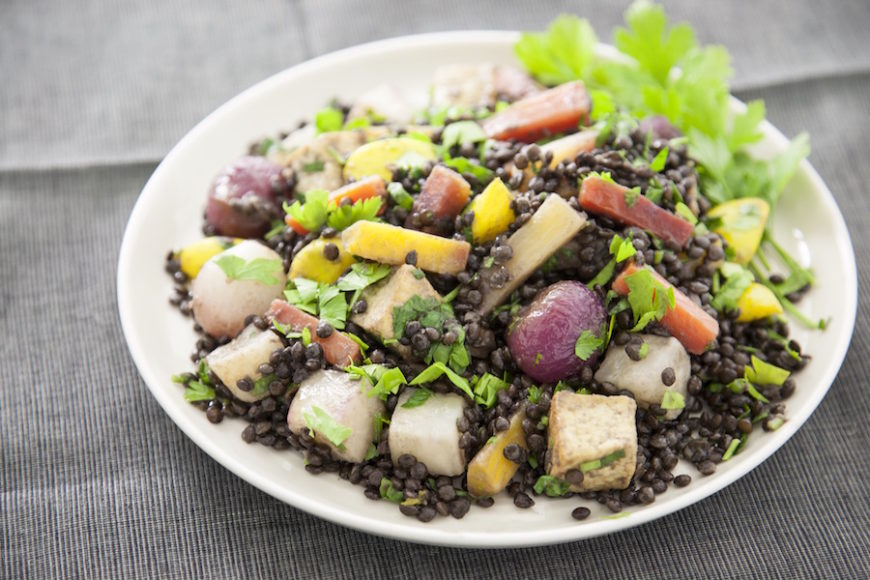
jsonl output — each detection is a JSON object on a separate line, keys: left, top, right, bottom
{"left": 3, "top": 1, "right": 869, "bottom": 578}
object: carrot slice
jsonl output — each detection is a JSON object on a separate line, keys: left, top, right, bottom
{"left": 285, "top": 175, "right": 387, "bottom": 234}
{"left": 579, "top": 176, "right": 694, "bottom": 248}
{"left": 481, "top": 81, "right": 591, "bottom": 143}
{"left": 612, "top": 263, "right": 719, "bottom": 355}
{"left": 265, "top": 299, "right": 362, "bottom": 366}
{"left": 412, "top": 165, "right": 471, "bottom": 221}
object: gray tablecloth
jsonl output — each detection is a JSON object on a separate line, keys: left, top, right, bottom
{"left": 2, "top": 1, "right": 869, "bottom": 578}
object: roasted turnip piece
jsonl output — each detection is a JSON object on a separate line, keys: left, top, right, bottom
{"left": 287, "top": 370, "right": 385, "bottom": 463}
{"left": 389, "top": 389, "right": 467, "bottom": 476}
{"left": 190, "top": 240, "right": 286, "bottom": 338}
{"left": 266, "top": 299, "right": 362, "bottom": 366}
{"left": 476, "top": 194, "right": 586, "bottom": 315}
{"left": 612, "top": 263, "right": 720, "bottom": 355}
{"left": 205, "top": 156, "right": 286, "bottom": 238}
{"left": 481, "top": 81, "right": 591, "bottom": 143}
{"left": 579, "top": 175, "right": 694, "bottom": 248}
{"left": 507, "top": 281, "right": 606, "bottom": 384}
{"left": 594, "top": 335, "right": 690, "bottom": 420}
{"left": 547, "top": 392, "right": 637, "bottom": 492}
{"left": 205, "top": 324, "right": 284, "bottom": 403}
{"left": 348, "top": 84, "right": 416, "bottom": 124}
{"left": 351, "top": 265, "right": 442, "bottom": 358}
{"left": 467, "top": 407, "right": 527, "bottom": 498}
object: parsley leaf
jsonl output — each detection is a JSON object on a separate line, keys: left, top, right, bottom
{"left": 379, "top": 477, "right": 404, "bottom": 503}
{"left": 387, "top": 182, "right": 415, "bottom": 210}
{"left": 660, "top": 390, "right": 685, "bottom": 410}
{"left": 745, "top": 355, "right": 790, "bottom": 386}
{"left": 369, "top": 367, "right": 407, "bottom": 400}
{"left": 533, "top": 475, "right": 572, "bottom": 497}
{"left": 284, "top": 277, "right": 347, "bottom": 329}
{"left": 711, "top": 262, "right": 754, "bottom": 313}
{"left": 472, "top": 373, "right": 509, "bottom": 409}
{"left": 302, "top": 160, "right": 325, "bottom": 173}
{"left": 283, "top": 189, "right": 330, "bottom": 232}
{"left": 574, "top": 329, "right": 605, "bottom": 361}
{"left": 214, "top": 255, "right": 283, "bottom": 286}
{"left": 410, "top": 362, "right": 473, "bottom": 400}
{"left": 580, "top": 448, "right": 626, "bottom": 473}
{"left": 183, "top": 380, "right": 215, "bottom": 403}
{"left": 609, "top": 234, "right": 637, "bottom": 263}
{"left": 649, "top": 147, "right": 669, "bottom": 172}
{"left": 315, "top": 106, "right": 344, "bottom": 134}
{"left": 402, "top": 387, "right": 433, "bottom": 408}
{"left": 327, "top": 196, "right": 382, "bottom": 231}
{"left": 303, "top": 405, "right": 352, "bottom": 448}
{"left": 587, "top": 259, "right": 616, "bottom": 289}
{"left": 443, "top": 156, "right": 494, "bottom": 183}
{"left": 515, "top": 15, "right": 598, "bottom": 86}
{"left": 624, "top": 267, "right": 675, "bottom": 331}
{"left": 441, "top": 121, "right": 487, "bottom": 150}
{"left": 527, "top": 386, "right": 542, "bottom": 403}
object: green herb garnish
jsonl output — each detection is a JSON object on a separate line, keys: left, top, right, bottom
{"left": 402, "top": 388, "right": 433, "bottom": 409}
{"left": 303, "top": 405, "right": 352, "bottom": 448}
{"left": 214, "top": 255, "right": 283, "bottom": 286}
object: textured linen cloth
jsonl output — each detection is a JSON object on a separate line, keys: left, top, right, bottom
{"left": 2, "top": 1, "right": 869, "bottom": 578}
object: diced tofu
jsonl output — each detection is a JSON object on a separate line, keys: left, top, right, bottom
{"left": 341, "top": 221, "right": 470, "bottom": 275}
{"left": 205, "top": 324, "right": 284, "bottom": 403}
{"left": 287, "top": 370, "right": 385, "bottom": 463}
{"left": 266, "top": 299, "right": 362, "bottom": 366}
{"left": 476, "top": 194, "right": 586, "bottom": 315}
{"left": 467, "top": 407, "right": 527, "bottom": 497}
{"left": 389, "top": 389, "right": 467, "bottom": 476}
{"left": 351, "top": 265, "right": 441, "bottom": 357}
{"left": 594, "top": 335, "right": 690, "bottom": 420}
{"left": 547, "top": 392, "right": 637, "bottom": 491}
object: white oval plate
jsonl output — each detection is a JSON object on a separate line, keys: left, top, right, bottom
{"left": 118, "top": 32, "right": 857, "bottom": 548}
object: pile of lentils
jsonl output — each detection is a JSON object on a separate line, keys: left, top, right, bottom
{"left": 165, "top": 107, "right": 808, "bottom": 523}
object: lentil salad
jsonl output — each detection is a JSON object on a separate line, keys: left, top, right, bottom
{"left": 165, "top": 2, "right": 823, "bottom": 523}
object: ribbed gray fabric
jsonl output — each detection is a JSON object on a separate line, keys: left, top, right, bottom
{"left": 2, "top": 1, "right": 869, "bottom": 578}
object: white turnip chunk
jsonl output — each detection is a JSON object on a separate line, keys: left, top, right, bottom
{"left": 389, "top": 389, "right": 467, "bottom": 476}
{"left": 205, "top": 324, "right": 284, "bottom": 403}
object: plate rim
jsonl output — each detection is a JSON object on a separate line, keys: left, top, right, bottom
{"left": 117, "top": 30, "right": 858, "bottom": 548}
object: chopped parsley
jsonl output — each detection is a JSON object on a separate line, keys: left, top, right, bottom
{"left": 410, "top": 362, "right": 473, "bottom": 400}
{"left": 637, "top": 342, "right": 649, "bottom": 359}
{"left": 387, "top": 182, "right": 415, "bottom": 210}
{"left": 623, "top": 186, "right": 641, "bottom": 208}
{"left": 624, "top": 267, "right": 675, "bottom": 331}
{"left": 284, "top": 277, "right": 347, "bottom": 330}
{"left": 182, "top": 380, "right": 214, "bottom": 403}
{"left": 745, "top": 355, "right": 790, "bottom": 386}
{"left": 302, "top": 159, "right": 325, "bottom": 173}
{"left": 711, "top": 262, "right": 754, "bottom": 313}
{"left": 346, "top": 364, "right": 406, "bottom": 400}
{"left": 580, "top": 448, "right": 626, "bottom": 473}
{"left": 214, "top": 255, "right": 283, "bottom": 286}
{"left": 283, "top": 189, "right": 382, "bottom": 233}
{"left": 402, "top": 387, "right": 433, "bottom": 409}
{"left": 674, "top": 202, "right": 697, "bottom": 225}
{"left": 440, "top": 121, "right": 487, "bottom": 150}
{"left": 314, "top": 106, "right": 344, "bottom": 134}
{"left": 379, "top": 477, "right": 404, "bottom": 503}
{"left": 610, "top": 234, "right": 638, "bottom": 263}
{"left": 649, "top": 147, "right": 669, "bottom": 172}
{"left": 327, "top": 196, "right": 382, "bottom": 231}
{"left": 527, "top": 385, "right": 542, "bottom": 404}
{"left": 472, "top": 373, "right": 509, "bottom": 409}
{"left": 660, "top": 390, "right": 685, "bottom": 410}
{"left": 303, "top": 406, "right": 352, "bottom": 448}
{"left": 533, "top": 475, "right": 571, "bottom": 497}
{"left": 574, "top": 328, "right": 605, "bottom": 361}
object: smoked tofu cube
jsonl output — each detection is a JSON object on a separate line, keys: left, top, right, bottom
{"left": 205, "top": 324, "right": 284, "bottom": 403}
{"left": 389, "top": 389, "right": 467, "bottom": 476}
{"left": 547, "top": 392, "right": 637, "bottom": 492}
{"left": 287, "top": 370, "right": 385, "bottom": 463}
{"left": 350, "top": 265, "right": 441, "bottom": 356}
{"left": 594, "top": 335, "right": 691, "bottom": 421}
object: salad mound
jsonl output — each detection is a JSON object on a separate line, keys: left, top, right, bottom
{"left": 166, "top": 1, "right": 822, "bottom": 523}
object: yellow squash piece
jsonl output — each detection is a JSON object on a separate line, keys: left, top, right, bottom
{"left": 289, "top": 237, "right": 357, "bottom": 283}
{"left": 467, "top": 408, "right": 527, "bottom": 498}
{"left": 736, "top": 282, "right": 783, "bottom": 322}
{"left": 468, "top": 177, "right": 515, "bottom": 243}
{"left": 707, "top": 198, "right": 770, "bottom": 265}
{"left": 341, "top": 221, "right": 471, "bottom": 275}
{"left": 177, "top": 236, "right": 239, "bottom": 278}
{"left": 343, "top": 137, "right": 437, "bottom": 181}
